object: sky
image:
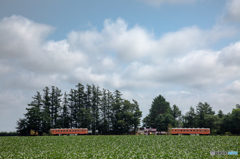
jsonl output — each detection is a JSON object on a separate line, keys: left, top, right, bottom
{"left": 0, "top": 0, "right": 240, "bottom": 131}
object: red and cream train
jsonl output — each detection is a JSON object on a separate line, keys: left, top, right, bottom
{"left": 170, "top": 128, "right": 210, "bottom": 135}
{"left": 50, "top": 128, "right": 88, "bottom": 135}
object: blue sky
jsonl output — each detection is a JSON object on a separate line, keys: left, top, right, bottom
{"left": 0, "top": 0, "right": 240, "bottom": 131}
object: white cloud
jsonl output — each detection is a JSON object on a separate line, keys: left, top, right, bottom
{"left": 223, "top": 0, "right": 240, "bottom": 22}
{"left": 0, "top": 15, "right": 54, "bottom": 59}
{"left": 224, "top": 80, "right": 240, "bottom": 94}
{"left": 218, "top": 41, "right": 240, "bottom": 67}
{"left": 0, "top": 15, "right": 240, "bottom": 131}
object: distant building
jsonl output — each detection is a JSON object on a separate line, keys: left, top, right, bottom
{"left": 144, "top": 128, "right": 157, "bottom": 135}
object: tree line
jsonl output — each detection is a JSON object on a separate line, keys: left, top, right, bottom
{"left": 16, "top": 83, "right": 142, "bottom": 135}
{"left": 143, "top": 95, "right": 240, "bottom": 135}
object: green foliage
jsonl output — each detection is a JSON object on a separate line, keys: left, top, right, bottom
{"left": 0, "top": 131, "right": 19, "bottom": 136}
{"left": 144, "top": 95, "right": 240, "bottom": 135}
{"left": 16, "top": 83, "right": 142, "bottom": 136}
{"left": 225, "top": 132, "right": 232, "bottom": 136}
{"left": 0, "top": 136, "right": 239, "bottom": 158}
{"left": 143, "top": 95, "right": 171, "bottom": 128}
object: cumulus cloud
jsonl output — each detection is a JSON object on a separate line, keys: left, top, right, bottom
{"left": 224, "top": 80, "right": 240, "bottom": 94}
{"left": 223, "top": 0, "right": 240, "bottom": 23}
{"left": 0, "top": 15, "right": 54, "bottom": 59}
{"left": 218, "top": 41, "right": 240, "bottom": 67}
{"left": 0, "top": 15, "right": 240, "bottom": 131}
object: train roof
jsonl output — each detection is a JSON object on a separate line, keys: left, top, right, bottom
{"left": 170, "top": 128, "right": 210, "bottom": 129}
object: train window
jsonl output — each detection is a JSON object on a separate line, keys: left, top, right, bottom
{"left": 78, "top": 130, "right": 79, "bottom": 132}
{"left": 187, "top": 130, "right": 188, "bottom": 131}
{"left": 190, "top": 130, "right": 192, "bottom": 131}
{"left": 196, "top": 130, "right": 198, "bottom": 132}
{"left": 75, "top": 130, "right": 77, "bottom": 132}
{"left": 69, "top": 130, "right": 71, "bottom": 132}
{"left": 181, "top": 130, "right": 182, "bottom": 131}
{"left": 193, "top": 130, "right": 195, "bottom": 131}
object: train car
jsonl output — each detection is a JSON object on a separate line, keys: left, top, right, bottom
{"left": 170, "top": 128, "right": 210, "bottom": 135}
{"left": 50, "top": 128, "right": 88, "bottom": 135}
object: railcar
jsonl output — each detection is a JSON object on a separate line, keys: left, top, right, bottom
{"left": 170, "top": 128, "right": 210, "bottom": 135}
{"left": 50, "top": 128, "right": 88, "bottom": 135}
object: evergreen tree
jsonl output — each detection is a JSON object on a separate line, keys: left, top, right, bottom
{"left": 196, "top": 102, "right": 215, "bottom": 128}
{"left": 68, "top": 89, "right": 77, "bottom": 128}
{"left": 132, "top": 99, "right": 142, "bottom": 133}
{"left": 112, "top": 90, "right": 123, "bottom": 134}
{"left": 16, "top": 118, "right": 28, "bottom": 136}
{"left": 53, "top": 87, "right": 62, "bottom": 128}
{"left": 100, "top": 88, "right": 108, "bottom": 134}
{"left": 183, "top": 106, "right": 196, "bottom": 128}
{"left": 42, "top": 87, "right": 51, "bottom": 133}
{"left": 217, "top": 110, "right": 224, "bottom": 118}
{"left": 61, "top": 91, "right": 70, "bottom": 128}
{"left": 91, "top": 85, "right": 102, "bottom": 134}
{"left": 75, "top": 83, "right": 85, "bottom": 128}
{"left": 143, "top": 95, "right": 171, "bottom": 128}
{"left": 106, "top": 90, "right": 114, "bottom": 133}
{"left": 84, "top": 84, "right": 92, "bottom": 129}
{"left": 231, "top": 108, "right": 240, "bottom": 134}
{"left": 25, "top": 91, "right": 42, "bottom": 134}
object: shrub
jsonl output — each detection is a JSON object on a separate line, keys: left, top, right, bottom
{"left": 225, "top": 132, "right": 232, "bottom": 136}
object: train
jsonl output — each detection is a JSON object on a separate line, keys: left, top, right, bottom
{"left": 50, "top": 128, "right": 88, "bottom": 135}
{"left": 170, "top": 128, "right": 210, "bottom": 135}
{"left": 50, "top": 128, "right": 99, "bottom": 135}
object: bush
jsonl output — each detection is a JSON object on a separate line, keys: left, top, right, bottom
{"left": 0, "top": 131, "right": 19, "bottom": 136}
{"left": 225, "top": 132, "right": 232, "bottom": 136}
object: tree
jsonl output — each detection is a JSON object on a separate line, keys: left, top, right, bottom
{"left": 217, "top": 110, "right": 224, "bottom": 119}
{"left": 112, "top": 90, "right": 123, "bottom": 134}
{"left": 143, "top": 95, "right": 171, "bottom": 128}
{"left": 25, "top": 91, "right": 43, "bottom": 134}
{"left": 155, "top": 114, "right": 165, "bottom": 131}
{"left": 17, "top": 83, "right": 143, "bottom": 135}
{"left": 68, "top": 89, "right": 77, "bottom": 128}
{"left": 16, "top": 118, "right": 28, "bottom": 136}
{"left": 84, "top": 84, "right": 92, "bottom": 129}
{"left": 75, "top": 83, "right": 85, "bottom": 128}
{"left": 172, "top": 104, "right": 181, "bottom": 120}
{"left": 106, "top": 90, "right": 114, "bottom": 133}
{"left": 204, "top": 115, "right": 221, "bottom": 134}
{"left": 235, "top": 104, "right": 240, "bottom": 109}
{"left": 231, "top": 108, "right": 240, "bottom": 134}
{"left": 42, "top": 87, "right": 51, "bottom": 133}
{"left": 132, "top": 99, "right": 142, "bottom": 133}
{"left": 172, "top": 104, "right": 181, "bottom": 127}
{"left": 61, "top": 92, "right": 70, "bottom": 128}
{"left": 220, "top": 113, "right": 233, "bottom": 134}
{"left": 183, "top": 106, "right": 196, "bottom": 128}
{"left": 99, "top": 88, "right": 108, "bottom": 134}
{"left": 196, "top": 102, "right": 215, "bottom": 128}
{"left": 91, "top": 85, "right": 102, "bottom": 134}
{"left": 49, "top": 86, "right": 62, "bottom": 128}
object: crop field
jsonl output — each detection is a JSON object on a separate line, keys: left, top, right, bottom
{"left": 0, "top": 135, "right": 239, "bottom": 158}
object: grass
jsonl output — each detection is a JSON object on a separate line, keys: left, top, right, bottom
{"left": 0, "top": 135, "right": 239, "bottom": 158}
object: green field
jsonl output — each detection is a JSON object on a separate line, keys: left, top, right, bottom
{"left": 0, "top": 135, "right": 239, "bottom": 158}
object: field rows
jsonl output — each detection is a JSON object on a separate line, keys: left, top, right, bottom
{"left": 0, "top": 136, "right": 239, "bottom": 158}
